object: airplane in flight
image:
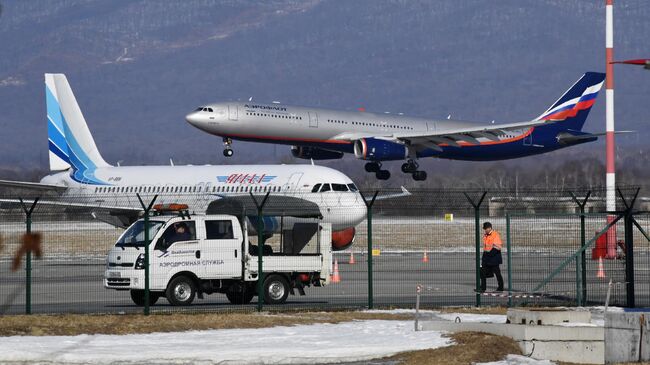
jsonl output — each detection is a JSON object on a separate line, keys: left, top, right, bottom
{"left": 186, "top": 72, "right": 609, "bottom": 181}
{"left": 0, "top": 74, "right": 369, "bottom": 251}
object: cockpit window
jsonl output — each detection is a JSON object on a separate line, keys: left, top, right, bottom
{"left": 347, "top": 184, "right": 358, "bottom": 192}
{"left": 311, "top": 183, "right": 322, "bottom": 193}
{"left": 195, "top": 107, "right": 203, "bottom": 111}
{"left": 332, "top": 183, "right": 348, "bottom": 192}
{"left": 320, "top": 184, "right": 331, "bottom": 192}
{"left": 207, "top": 108, "right": 213, "bottom": 112}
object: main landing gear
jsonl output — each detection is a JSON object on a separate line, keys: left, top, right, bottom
{"left": 223, "top": 137, "right": 233, "bottom": 157}
{"left": 365, "top": 162, "right": 391, "bottom": 180}
{"left": 401, "top": 159, "right": 427, "bottom": 181}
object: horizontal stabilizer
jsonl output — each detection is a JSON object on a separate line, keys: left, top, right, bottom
{"left": 0, "top": 179, "right": 68, "bottom": 192}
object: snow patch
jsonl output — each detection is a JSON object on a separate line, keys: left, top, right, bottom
{"left": 476, "top": 354, "right": 556, "bottom": 365}
{"left": 0, "top": 320, "right": 452, "bottom": 364}
{"left": 0, "top": 76, "right": 25, "bottom": 87}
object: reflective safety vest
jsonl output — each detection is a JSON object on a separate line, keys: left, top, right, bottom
{"left": 483, "top": 230, "right": 503, "bottom": 251}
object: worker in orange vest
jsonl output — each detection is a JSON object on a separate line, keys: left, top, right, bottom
{"left": 480, "top": 222, "right": 504, "bottom": 292}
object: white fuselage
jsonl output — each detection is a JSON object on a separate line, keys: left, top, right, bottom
{"left": 40, "top": 164, "right": 366, "bottom": 231}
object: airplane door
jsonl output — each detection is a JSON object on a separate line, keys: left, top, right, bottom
{"left": 228, "top": 105, "right": 238, "bottom": 121}
{"left": 308, "top": 112, "right": 318, "bottom": 128}
{"left": 426, "top": 122, "right": 436, "bottom": 131}
{"left": 523, "top": 129, "right": 532, "bottom": 146}
{"left": 283, "top": 172, "right": 304, "bottom": 193}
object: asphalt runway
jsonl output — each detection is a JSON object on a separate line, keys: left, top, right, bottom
{"left": 1, "top": 252, "right": 648, "bottom": 314}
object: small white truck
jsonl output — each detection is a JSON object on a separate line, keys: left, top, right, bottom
{"left": 104, "top": 211, "right": 332, "bottom": 306}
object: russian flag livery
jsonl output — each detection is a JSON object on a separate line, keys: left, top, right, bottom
{"left": 536, "top": 72, "right": 605, "bottom": 122}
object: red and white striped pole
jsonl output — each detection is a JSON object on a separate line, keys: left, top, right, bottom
{"left": 605, "top": 0, "right": 617, "bottom": 258}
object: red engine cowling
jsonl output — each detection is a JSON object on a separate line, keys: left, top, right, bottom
{"left": 332, "top": 227, "right": 356, "bottom": 251}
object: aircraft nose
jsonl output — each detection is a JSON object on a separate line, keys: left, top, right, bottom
{"left": 185, "top": 112, "right": 204, "bottom": 127}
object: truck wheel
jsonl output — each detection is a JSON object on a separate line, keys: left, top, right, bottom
{"left": 226, "top": 290, "right": 255, "bottom": 305}
{"left": 130, "top": 290, "right": 160, "bottom": 306}
{"left": 263, "top": 275, "right": 289, "bottom": 305}
{"left": 166, "top": 276, "right": 196, "bottom": 306}
{"left": 226, "top": 282, "right": 255, "bottom": 305}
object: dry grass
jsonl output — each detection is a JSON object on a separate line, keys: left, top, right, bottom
{"left": 386, "top": 331, "right": 522, "bottom": 365}
{"left": 0, "top": 311, "right": 412, "bottom": 336}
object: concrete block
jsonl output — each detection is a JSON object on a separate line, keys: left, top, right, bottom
{"left": 605, "top": 311, "right": 650, "bottom": 364}
{"left": 420, "top": 321, "right": 604, "bottom": 364}
{"left": 507, "top": 308, "right": 591, "bottom": 326}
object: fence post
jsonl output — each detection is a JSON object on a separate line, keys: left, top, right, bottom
{"left": 360, "top": 191, "right": 379, "bottom": 309}
{"left": 464, "top": 191, "right": 487, "bottom": 307}
{"left": 250, "top": 192, "right": 270, "bottom": 312}
{"left": 506, "top": 214, "right": 512, "bottom": 307}
{"left": 18, "top": 197, "right": 39, "bottom": 315}
{"left": 136, "top": 194, "right": 158, "bottom": 316}
{"left": 570, "top": 191, "right": 590, "bottom": 306}
{"left": 617, "top": 187, "right": 639, "bottom": 308}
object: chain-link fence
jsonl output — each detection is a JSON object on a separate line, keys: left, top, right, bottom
{"left": 0, "top": 186, "right": 647, "bottom": 315}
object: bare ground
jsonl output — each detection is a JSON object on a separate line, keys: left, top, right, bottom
{"left": 386, "top": 331, "right": 522, "bottom": 365}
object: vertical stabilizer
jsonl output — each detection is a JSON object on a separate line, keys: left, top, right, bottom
{"left": 45, "top": 74, "right": 71, "bottom": 171}
{"left": 45, "top": 74, "right": 111, "bottom": 183}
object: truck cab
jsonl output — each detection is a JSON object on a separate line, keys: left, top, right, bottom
{"left": 104, "top": 210, "right": 332, "bottom": 306}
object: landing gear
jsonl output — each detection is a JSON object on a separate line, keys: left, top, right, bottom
{"left": 365, "top": 162, "right": 390, "bottom": 180}
{"left": 412, "top": 170, "right": 427, "bottom": 181}
{"left": 376, "top": 170, "right": 391, "bottom": 180}
{"left": 401, "top": 160, "right": 418, "bottom": 174}
{"left": 223, "top": 137, "right": 233, "bottom": 157}
{"left": 401, "top": 159, "right": 427, "bottom": 181}
{"left": 365, "top": 162, "right": 380, "bottom": 173}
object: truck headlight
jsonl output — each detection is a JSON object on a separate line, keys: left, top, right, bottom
{"left": 134, "top": 253, "right": 145, "bottom": 270}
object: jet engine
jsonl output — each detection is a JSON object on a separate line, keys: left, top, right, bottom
{"left": 291, "top": 146, "right": 344, "bottom": 160}
{"left": 353, "top": 138, "right": 408, "bottom": 161}
{"left": 332, "top": 227, "right": 356, "bottom": 251}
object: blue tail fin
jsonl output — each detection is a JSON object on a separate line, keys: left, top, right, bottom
{"left": 45, "top": 74, "right": 111, "bottom": 183}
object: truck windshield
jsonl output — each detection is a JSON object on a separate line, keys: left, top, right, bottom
{"left": 116, "top": 220, "right": 165, "bottom": 247}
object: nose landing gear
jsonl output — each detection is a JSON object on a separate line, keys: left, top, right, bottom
{"left": 223, "top": 137, "right": 233, "bottom": 157}
{"left": 365, "top": 162, "right": 391, "bottom": 180}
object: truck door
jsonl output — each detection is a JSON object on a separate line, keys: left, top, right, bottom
{"left": 153, "top": 221, "right": 199, "bottom": 288}
{"left": 308, "top": 112, "right": 318, "bottom": 128}
{"left": 228, "top": 105, "right": 238, "bottom": 121}
{"left": 202, "top": 219, "right": 241, "bottom": 279}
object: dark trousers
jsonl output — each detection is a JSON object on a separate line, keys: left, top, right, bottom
{"left": 480, "top": 265, "right": 504, "bottom": 291}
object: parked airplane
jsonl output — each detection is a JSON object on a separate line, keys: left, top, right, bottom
{"left": 186, "top": 72, "right": 608, "bottom": 181}
{"left": 0, "top": 74, "right": 368, "bottom": 250}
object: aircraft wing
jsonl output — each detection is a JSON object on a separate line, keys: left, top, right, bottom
{"left": 0, "top": 198, "right": 142, "bottom": 227}
{"left": 0, "top": 179, "right": 68, "bottom": 192}
{"left": 331, "top": 118, "right": 550, "bottom": 151}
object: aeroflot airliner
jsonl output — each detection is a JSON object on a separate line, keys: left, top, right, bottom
{"left": 0, "top": 74, "right": 367, "bottom": 250}
{"left": 186, "top": 72, "right": 615, "bottom": 181}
